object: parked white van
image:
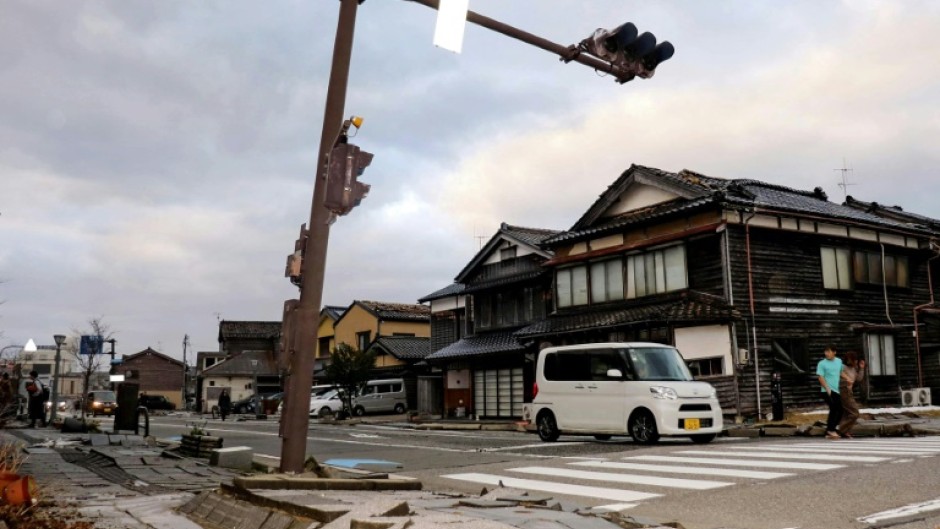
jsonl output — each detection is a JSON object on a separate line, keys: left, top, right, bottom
{"left": 352, "top": 378, "right": 407, "bottom": 415}
{"left": 522, "top": 342, "right": 723, "bottom": 444}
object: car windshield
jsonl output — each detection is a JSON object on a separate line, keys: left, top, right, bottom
{"left": 313, "top": 389, "right": 339, "bottom": 401}
{"left": 312, "top": 387, "right": 334, "bottom": 397}
{"left": 624, "top": 347, "right": 694, "bottom": 381}
{"left": 92, "top": 391, "right": 116, "bottom": 401}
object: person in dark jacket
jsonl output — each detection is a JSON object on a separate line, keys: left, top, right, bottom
{"left": 218, "top": 390, "right": 231, "bottom": 421}
{"left": 26, "top": 371, "right": 47, "bottom": 428}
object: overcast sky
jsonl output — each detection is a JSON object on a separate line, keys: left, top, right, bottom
{"left": 2, "top": 1, "right": 939, "bottom": 362}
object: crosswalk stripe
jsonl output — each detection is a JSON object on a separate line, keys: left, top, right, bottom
{"left": 508, "top": 466, "right": 732, "bottom": 490}
{"left": 787, "top": 441, "right": 940, "bottom": 450}
{"left": 730, "top": 445, "right": 934, "bottom": 456}
{"left": 570, "top": 460, "right": 792, "bottom": 480}
{"left": 677, "top": 450, "right": 887, "bottom": 462}
{"left": 626, "top": 454, "right": 844, "bottom": 470}
{"left": 441, "top": 473, "right": 660, "bottom": 502}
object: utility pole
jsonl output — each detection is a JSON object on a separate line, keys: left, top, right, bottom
{"left": 182, "top": 334, "right": 189, "bottom": 410}
{"left": 280, "top": 0, "right": 676, "bottom": 473}
{"left": 280, "top": 0, "right": 361, "bottom": 473}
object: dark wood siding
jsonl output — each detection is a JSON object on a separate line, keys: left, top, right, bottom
{"left": 726, "top": 224, "right": 935, "bottom": 412}
{"left": 123, "top": 353, "right": 183, "bottom": 392}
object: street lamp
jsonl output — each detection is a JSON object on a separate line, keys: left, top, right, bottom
{"left": 50, "top": 334, "right": 66, "bottom": 425}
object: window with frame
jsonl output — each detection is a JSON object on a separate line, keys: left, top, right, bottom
{"left": 865, "top": 333, "right": 897, "bottom": 376}
{"left": 356, "top": 331, "right": 372, "bottom": 352}
{"left": 771, "top": 338, "right": 809, "bottom": 373}
{"left": 687, "top": 357, "right": 723, "bottom": 377}
{"left": 626, "top": 245, "right": 687, "bottom": 299}
{"left": 853, "top": 251, "right": 908, "bottom": 287}
{"left": 556, "top": 266, "right": 589, "bottom": 308}
{"left": 590, "top": 259, "right": 624, "bottom": 303}
{"left": 820, "top": 247, "right": 852, "bottom": 290}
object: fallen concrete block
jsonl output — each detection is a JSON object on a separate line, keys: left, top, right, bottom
{"left": 850, "top": 424, "right": 881, "bottom": 437}
{"left": 211, "top": 446, "right": 254, "bottom": 471}
{"left": 881, "top": 423, "right": 914, "bottom": 437}
{"left": 726, "top": 428, "right": 761, "bottom": 438}
{"left": 762, "top": 427, "right": 797, "bottom": 437}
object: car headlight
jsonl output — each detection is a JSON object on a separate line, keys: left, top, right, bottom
{"left": 650, "top": 386, "right": 678, "bottom": 400}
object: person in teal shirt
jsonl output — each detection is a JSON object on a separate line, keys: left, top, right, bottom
{"left": 816, "top": 345, "right": 843, "bottom": 439}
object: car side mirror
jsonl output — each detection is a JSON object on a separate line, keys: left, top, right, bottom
{"left": 606, "top": 368, "right": 623, "bottom": 379}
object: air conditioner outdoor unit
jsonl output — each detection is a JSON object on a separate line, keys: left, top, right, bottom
{"left": 901, "top": 387, "right": 932, "bottom": 407}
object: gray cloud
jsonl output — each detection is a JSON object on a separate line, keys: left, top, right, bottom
{"left": 3, "top": 0, "right": 940, "bottom": 358}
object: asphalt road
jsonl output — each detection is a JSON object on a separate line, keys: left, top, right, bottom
{"left": 123, "top": 414, "right": 940, "bottom": 529}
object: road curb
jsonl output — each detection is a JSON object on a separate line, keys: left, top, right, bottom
{"left": 233, "top": 474, "right": 422, "bottom": 491}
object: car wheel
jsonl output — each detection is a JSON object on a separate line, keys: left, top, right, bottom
{"left": 593, "top": 434, "right": 612, "bottom": 441}
{"left": 318, "top": 407, "right": 334, "bottom": 418}
{"left": 353, "top": 406, "right": 366, "bottom": 417}
{"left": 629, "top": 409, "right": 660, "bottom": 444}
{"left": 393, "top": 403, "right": 406, "bottom": 414}
{"left": 690, "top": 433, "right": 717, "bottom": 444}
{"left": 536, "top": 411, "right": 560, "bottom": 442}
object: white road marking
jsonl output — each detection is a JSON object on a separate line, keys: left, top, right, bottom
{"left": 480, "top": 442, "right": 587, "bottom": 451}
{"left": 590, "top": 503, "right": 638, "bottom": 512}
{"left": 508, "top": 466, "right": 732, "bottom": 490}
{"left": 627, "top": 455, "right": 844, "bottom": 470}
{"left": 858, "top": 497, "right": 940, "bottom": 524}
{"left": 571, "top": 460, "right": 791, "bottom": 480}
{"left": 731, "top": 445, "right": 934, "bottom": 456}
{"left": 677, "top": 450, "right": 887, "bottom": 462}
{"left": 441, "top": 473, "right": 661, "bottom": 503}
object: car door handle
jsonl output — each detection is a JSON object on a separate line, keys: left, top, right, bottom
{"left": 587, "top": 385, "right": 598, "bottom": 389}
{"left": 574, "top": 385, "right": 586, "bottom": 389}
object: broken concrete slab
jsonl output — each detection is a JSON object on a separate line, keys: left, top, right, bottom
{"left": 210, "top": 446, "right": 254, "bottom": 471}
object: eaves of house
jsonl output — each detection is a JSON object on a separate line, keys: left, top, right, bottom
{"left": 369, "top": 336, "right": 431, "bottom": 361}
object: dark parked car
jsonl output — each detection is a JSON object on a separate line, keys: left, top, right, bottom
{"left": 138, "top": 394, "right": 176, "bottom": 411}
{"left": 230, "top": 395, "right": 260, "bottom": 414}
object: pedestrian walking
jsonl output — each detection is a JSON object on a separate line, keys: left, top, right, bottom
{"left": 218, "top": 390, "right": 231, "bottom": 421}
{"left": 837, "top": 351, "right": 866, "bottom": 438}
{"left": 25, "top": 371, "right": 47, "bottom": 428}
{"left": 0, "top": 372, "right": 15, "bottom": 420}
{"left": 816, "top": 345, "right": 843, "bottom": 439}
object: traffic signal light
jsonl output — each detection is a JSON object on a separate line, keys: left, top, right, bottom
{"left": 284, "top": 223, "right": 308, "bottom": 286}
{"left": 581, "top": 23, "right": 674, "bottom": 83}
{"left": 324, "top": 142, "right": 372, "bottom": 216}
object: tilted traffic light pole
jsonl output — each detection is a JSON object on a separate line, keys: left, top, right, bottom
{"left": 279, "top": 0, "right": 674, "bottom": 473}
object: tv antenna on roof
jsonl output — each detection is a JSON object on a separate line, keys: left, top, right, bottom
{"left": 834, "top": 158, "right": 856, "bottom": 200}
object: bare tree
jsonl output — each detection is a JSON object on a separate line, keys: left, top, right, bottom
{"left": 70, "top": 317, "right": 115, "bottom": 420}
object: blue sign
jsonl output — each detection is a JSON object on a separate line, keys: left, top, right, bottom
{"left": 80, "top": 335, "right": 104, "bottom": 355}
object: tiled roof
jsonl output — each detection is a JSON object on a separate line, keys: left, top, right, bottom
{"left": 844, "top": 196, "right": 940, "bottom": 233}
{"left": 514, "top": 292, "right": 740, "bottom": 338}
{"left": 455, "top": 223, "right": 559, "bottom": 282}
{"left": 122, "top": 347, "right": 184, "bottom": 367}
{"left": 218, "top": 321, "right": 281, "bottom": 340}
{"left": 501, "top": 223, "right": 563, "bottom": 247}
{"left": 371, "top": 336, "right": 431, "bottom": 360}
{"left": 545, "top": 165, "right": 934, "bottom": 246}
{"left": 322, "top": 305, "right": 347, "bottom": 321}
{"left": 200, "top": 350, "right": 278, "bottom": 377}
{"left": 357, "top": 301, "right": 430, "bottom": 322}
{"left": 462, "top": 270, "right": 547, "bottom": 294}
{"left": 418, "top": 283, "right": 466, "bottom": 303}
{"left": 425, "top": 331, "right": 527, "bottom": 361}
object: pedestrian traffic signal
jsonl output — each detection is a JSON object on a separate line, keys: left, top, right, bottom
{"left": 324, "top": 143, "right": 372, "bottom": 216}
{"left": 581, "top": 22, "right": 674, "bottom": 83}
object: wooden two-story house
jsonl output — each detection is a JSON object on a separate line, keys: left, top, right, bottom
{"left": 423, "top": 223, "right": 560, "bottom": 419}
{"left": 516, "top": 164, "right": 939, "bottom": 417}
